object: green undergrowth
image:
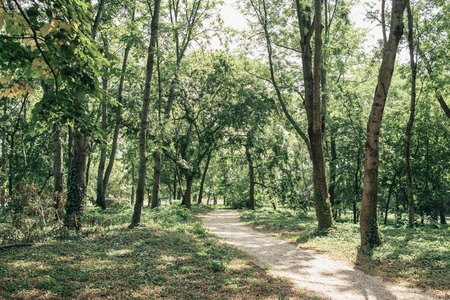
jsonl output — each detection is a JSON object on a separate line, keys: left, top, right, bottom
{"left": 0, "top": 204, "right": 316, "bottom": 299}
{"left": 239, "top": 208, "right": 450, "bottom": 297}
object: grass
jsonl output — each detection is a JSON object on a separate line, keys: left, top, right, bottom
{"left": 0, "top": 204, "right": 316, "bottom": 299}
{"left": 239, "top": 208, "right": 450, "bottom": 298}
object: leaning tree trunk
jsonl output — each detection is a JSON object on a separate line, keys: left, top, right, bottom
{"left": 404, "top": 1, "right": 416, "bottom": 228}
{"left": 64, "top": 127, "right": 90, "bottom": 231}
{"left": 130, "top": 0, "right": 161, "bottom": 228}
{"left": 360, "top": 0, "right": 406, "bottom": 246}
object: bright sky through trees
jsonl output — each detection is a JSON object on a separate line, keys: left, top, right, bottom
{"left": 218, "top": 0, "right": 385, "bottom": 50}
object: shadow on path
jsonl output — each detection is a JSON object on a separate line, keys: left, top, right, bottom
{"left": 201, "top": 209, "right": 443, "bottom": 300}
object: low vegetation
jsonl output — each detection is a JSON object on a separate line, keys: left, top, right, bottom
{"left": 239, "top": 208, "right": 450, "bottom": 298}
{"left": 0, "top": 205, "right": 316, "bottom": 299}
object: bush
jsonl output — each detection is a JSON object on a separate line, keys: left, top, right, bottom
{"left": 228, "top": 197, "right": 247, "bottom": 209}
{"left": 0, "top": 182, "right": 65, "bottom": 244}
{"left": 109, "top": 200, "right": 131, "bottom": 210}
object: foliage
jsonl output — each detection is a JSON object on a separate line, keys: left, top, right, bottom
{"left": 0, "top": 0, "right": 108, "bottom": 129}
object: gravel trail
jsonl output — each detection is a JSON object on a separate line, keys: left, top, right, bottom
{"left": 201, "top": 209, "right": 443, "bottom": 300}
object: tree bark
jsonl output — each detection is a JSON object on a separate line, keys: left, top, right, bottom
{"left": 64, "top": 127, "right": 90, "bottom": 231}
{"left": 360, "top": 0, "right": 406, "bottom": 246}
{"left": 1, "top": 126, "right": 5, "bottom": 208}
{"left": 404, "top": 1, "right": 416, "bottom": 227}
{"left": 223, "top": 170, "right": 228, "bottom": 206}
{"left": 96, "top": 77, "right": 108, "bottom": 209}
{"left": 439, "top": 205, "right": 447, "bottom": 225}
{"left": 295, "top": 0, "right": 333, "bottom": 230}
{"left": 436, "top": 95, "right": 450, "bottom": 119}
{"left": 384, "top": 169, "right": 401, "bottom": 224}
{"left": 52, "top": 125, "right": 64, "bottom": 198}
{"left": 85, "top": 153, "right": 92, "bottom": 187}
{"left": 8, "top": 128, "right": 14, "bottom": 196}
{"left": 151, "top": 152, "right": 162, "bottom": 208}
{"left": 181, "top": 176, "right": 193, "bottom": 209}
{"left": 329, "top": 136, "right": 337, "bottom": 218}
{"left": 67, "top": 125, "right": 73, "bottom": 169}
{"left": 131, "top": 161, "right": 135, "bottom": 205}
{"left": 103, "top": 41, "right": 132, "bottom": 195}
{"left": 246, "top": 144, "right": 255, "bottom": 210}
{"left": 130, "top": 0, "right": 161, "bottom": 228}
{"left": 198, "top": 151, "right": 212, "bottom": 204}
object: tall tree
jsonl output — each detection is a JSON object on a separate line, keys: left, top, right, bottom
{"left": 404, "top": 0, "right": 417, "bottom": 227}
{"left": 295, "top": 0, "right": 333, "bottom": 229}
{"left": 360, "top": 0, "right": 407, "bottom": 246}
{"left": 247, "top": 0, "right": 332, "bottom": 229}
{"left": 151, "top": 0, "right": 216, "bottom": 208}
{"left": 129, "top": 0, "right": 162, "bottom": 228}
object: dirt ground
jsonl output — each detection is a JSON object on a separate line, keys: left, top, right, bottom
{"left": 201, "top": 209, "right": 444, "bottom": 300}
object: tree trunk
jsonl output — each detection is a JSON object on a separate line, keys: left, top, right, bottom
{"left": 52, "top": 125, "right": 64, "bottom": 197}
{"left": 436, "top": 95, "right": 450, "bottom": 119}
{"left": 181, "top": 176, "right": 193, "bottom": 209}
{"left": 439, "top": 205, "right": 447, "bottom": 225}
{"left": 404, "top": 1, "right": 416, "bottom": 227}
{"left": 151, "top": 152, "right": 162, "bottom": 208}
{"left": 150, "top": 0, "right": 199, "bottom": 209}
{"left": 329, "top": 136, "right": 337, "bottom": 218}
{"left": 85, "top": 153, "right": 92, "bottom": 187}
{"left": 64, "top": 127, "right": 89, "bottom": 231}
{"left": 353, "top": 147, "right": 362, "bottom": 224}
{"left": 173, "top": 168, "right": 177, "bottom": 201}
{"left": 130, "top": 0, "right": 161, "bottom": 228}
{"left": 1, "top": 98, "right": 7, "bottom": 202}
{"left": 245, "top": 144, "right": 255, "bottom": 210}
{"left": 131, "top": 161, "right": 135, "bottom": 205}
{"left": 1, "top": 125, "right": 5, "bottom": 208}
{"left": 198, "top": 151, "right": 212, "bottom": 204}
{"left": 223, "top": 170, "right": 228, "bottom": 206}
{"left": 67, "top": 125, "right": 73, "bottom": 169}
{"left": 360, "top": 0, "right": 406, "bottom": 246}
{"left": 96, "top": 78, "right": 108, "bottom": 209}
{"left": 294, "top": 0, "right": 333, "bottom": 230}
{"left": 8, "top": 132, "right": 14, "bottom": 196}
{"left": 384, "top": 169, "right": 400, "bottom": 224}
{"left": 309, "top": 0, "right": 333, "bottom": 230}
{"left": 103, "top": 40, "right": 132, "bottom": 204}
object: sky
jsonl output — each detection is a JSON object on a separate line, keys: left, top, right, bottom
{"left": 220, "top": 1, "right": 248, "bottom": 30}
{"left": 217, "top": 0, "right": 385, "bottom": 50}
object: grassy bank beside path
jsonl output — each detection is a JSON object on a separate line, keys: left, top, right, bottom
{"left": 238, "top": 208, "right": 450, "bottom": 298}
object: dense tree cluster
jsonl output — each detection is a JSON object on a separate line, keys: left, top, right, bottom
{"left": 1, "top": 0, "right": 448, "bottom": 246}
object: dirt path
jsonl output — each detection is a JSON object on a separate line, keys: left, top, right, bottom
{"left": 201, "top": 209, "right": 443, "bottom": 300}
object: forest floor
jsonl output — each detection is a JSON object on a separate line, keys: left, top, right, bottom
{"left": 0, "top": 205, "right": 317, "bottom": 299}
{"left": 201, "top": 209, "right": 446, "bottom": 300}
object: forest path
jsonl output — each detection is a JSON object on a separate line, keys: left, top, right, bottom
{"left": 201, "top": 209, "right": 442, "bottom": 300}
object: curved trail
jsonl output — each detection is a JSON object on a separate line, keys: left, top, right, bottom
{"left": 201, "top": 209, "right": 442, "bottom": 300}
